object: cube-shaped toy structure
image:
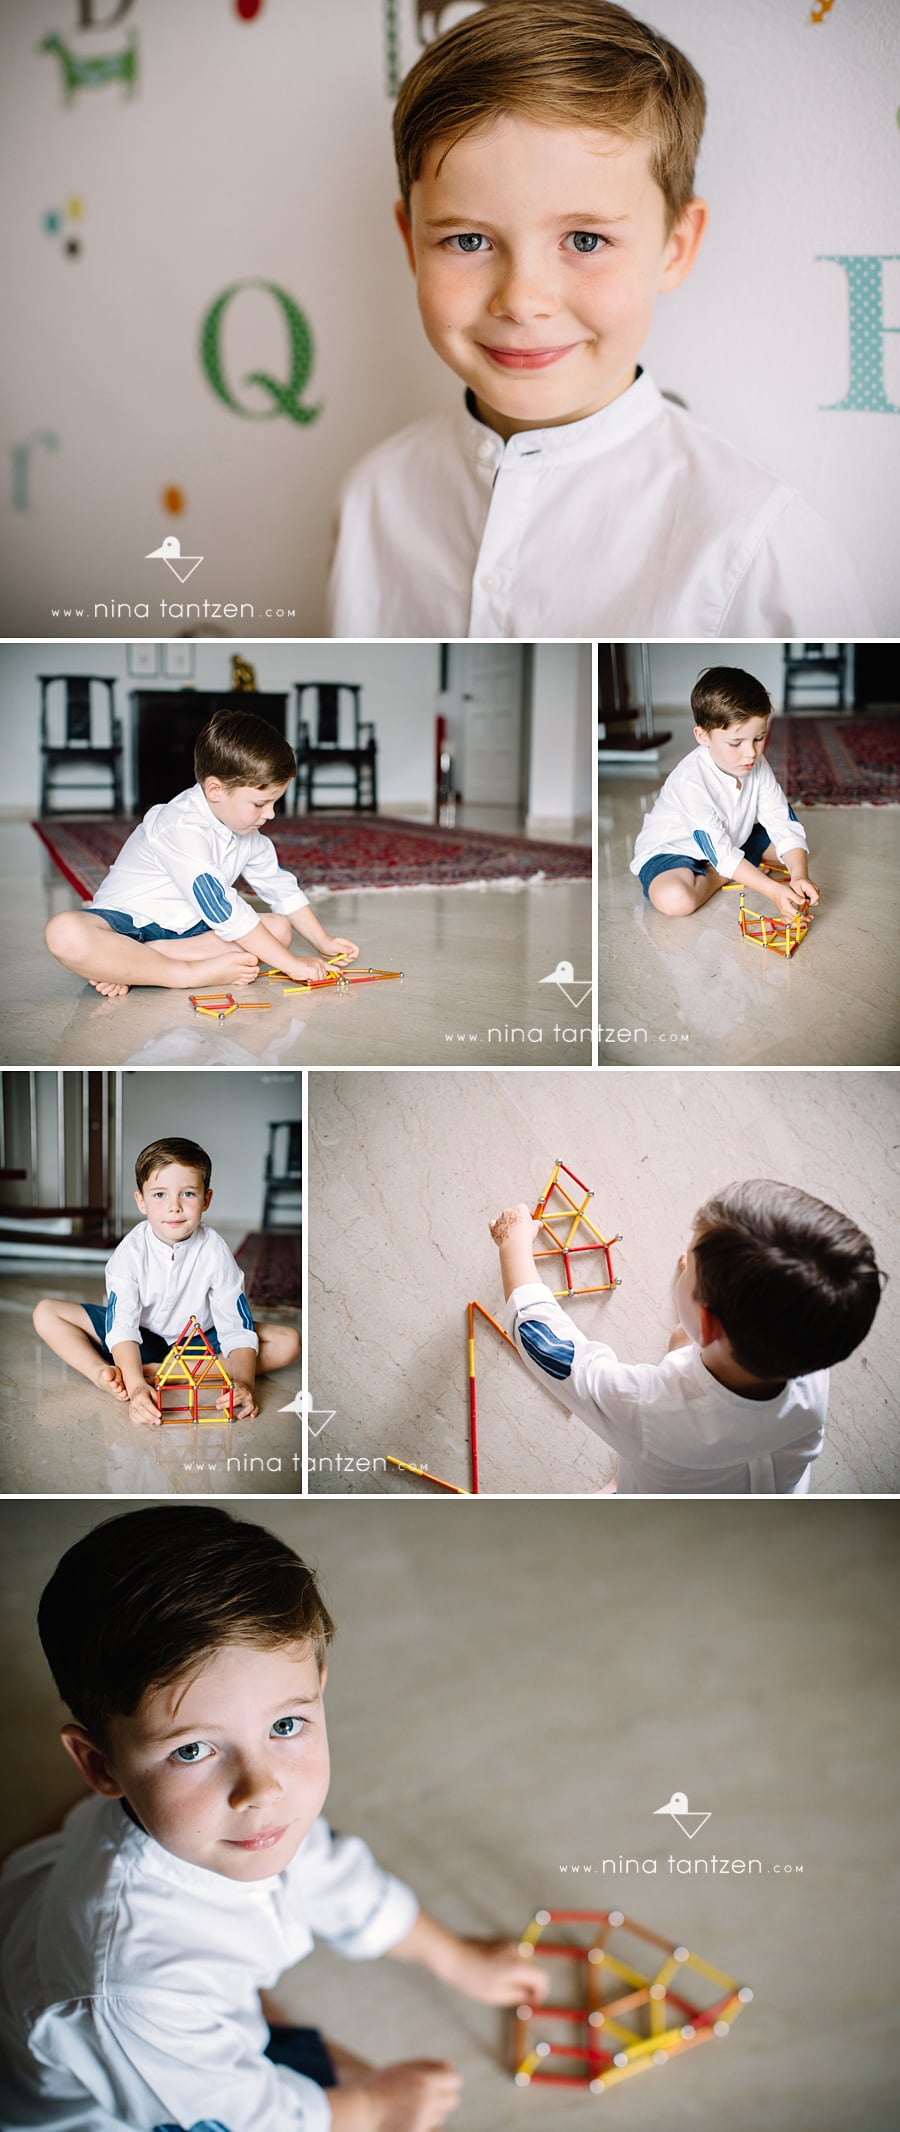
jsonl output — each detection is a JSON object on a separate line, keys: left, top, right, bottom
{"left": 512, "top": 1909, "right": 751, "bottom": 2096}
{"left": 532, "top": 1159, "right": 621, "bottom": 1298}
{"left": 155, "top": 1316, "right": 234, "bottom": 1423}
{"left": 738, "top": 891, "right": 810, "bottom": 959}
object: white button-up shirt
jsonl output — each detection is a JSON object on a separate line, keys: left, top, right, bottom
{"left": 104, "top": 1220, "right": 259, "bottom": 1357}
{"left": 90, "top": 783, "right": 308, "bottom": 944}
{"left": 506, "top": 1283, "right": 827, "bottom": 1494}
{"left": 631, "top": 746, "right": 808, "bottom": 880}
{"left": 327, "top": 374, "right": 872, "bottom": 640}
{"left": 0, "top": 1797, "right": 419, "bottom": 2132}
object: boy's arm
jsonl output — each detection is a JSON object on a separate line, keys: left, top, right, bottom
{"left": 732, "top": 853, "right": 817, "bottom": 918}
{"left": 208, "top": 1243, "right": 260, "bottom": 1418}
{"left": 104, "top": 1249, "right": 159, "bottom": 1423}
{"left": 388, "top": 1907, "right": 549, "bottom": 2008}
{"left": 489, "top": 1207, "right": 651, "bottom": 1456}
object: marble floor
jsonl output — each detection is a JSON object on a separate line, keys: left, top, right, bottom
{"left": 0, "top": 1266, "right": 302, "bottom": 1495}
{"left": 0, "top": 817, "right": 591, "bottom": 1070}
{"left": 307, "top": 1070, "right": 899, "bottom": 1494}
{"left": 1, "top": 1499, "right": 896, "bottom": 2131}
{"left": 599, "top": 720, "right": 900, "bottom": 1067}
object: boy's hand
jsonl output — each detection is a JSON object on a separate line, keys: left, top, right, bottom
{"left": 439, "top": 1935, "right": 551, "bottom": 2008}
{"left": 788, "top": 871, "right": 818, "bottom": 906}
{"left": 223, "top": 1381, "right": 258, "bottom": 1421}
{"left": 128, "top": 1382, "right": 161, "bottom": 1427}
{"left": 288, "top": 956, "right": 330, "bottom": 982}
{"left": 770, "top": 880, "right": 816, "bottom": 921}
{"left": 323, "top": 934, "right": 360, "bottom": 966}
{"left": 332, "top": 2061, "right": 462, "bottom": 2132}
{"left": 489, "top": 1204, "right": 540, "bottom": 1248}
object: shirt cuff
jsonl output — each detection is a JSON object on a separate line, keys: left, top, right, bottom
{"left": 327, "top": 1877, "right": 420, "bottom": 1961}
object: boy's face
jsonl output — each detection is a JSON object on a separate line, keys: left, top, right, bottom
{"left": 62, "top": 1641, "right": 330, "bottom": 1883}
{"left": 203, "top": 778, "right": 289, "bottom": 834}
{"left": 694, "top": 716, "right": 770, "bottom": 781}
{"left": 135, "top": 1162, "right": 212, "bottom": 1243}
{"left": 396, "top": 113, "right": 706, "bottom": 440}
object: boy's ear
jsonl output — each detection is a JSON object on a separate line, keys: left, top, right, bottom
{"left": 59, "top": 1724, "right": 125, "bottom": 1799}
{"left": 693, "top": 725, "right": 711, "bottom": 748}
{"left": 697, "top": 1302, "right": 726, "bottom": 1350}
{"left": 394, "top": 200, "right": 417, "bottom": 275}
{"left": 659, "top": 197, "right": 708, "bottom": 292}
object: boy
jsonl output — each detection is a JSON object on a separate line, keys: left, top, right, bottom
{"left": 32, "top": 1137, "right": 300, "bottom": 1424}
{"left": 44, "top": 709, "right": 358, "bottom": 998}
{"left": 327, "top": 1, "right": 870, "bottom": 640}
{"left": 0, "top": 1505, "right": 548, "bottom": 2132}
{"left": 631, "top": 665, "right": 819, "bottom": 920}
{"left": 489, "top": 1180, "right": 883, "bottom": 1493}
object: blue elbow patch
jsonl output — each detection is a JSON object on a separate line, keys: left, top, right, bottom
{"left": 105, "top": 1291, "right": 117, "bottom": 1336}
{"left": 519, "top": 1318, "right": 575, "bottom": 1381}
{"left": 192, "top": 873, "right": 233, "bottom": 924}
{"left": 237, "top": 1293, "right": 254, "bottom": 1332}
{"left": 692, "top": 829, "right": 717, "bottom": 865}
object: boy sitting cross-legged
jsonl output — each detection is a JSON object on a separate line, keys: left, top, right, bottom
{"left": 44, "top": 708, "right": 358, "bottom": 999}
{"left": 0, "top": 1505, "right": 549, "bottom": 2132}
{"left": 32, "top": 1136, "right": 300, "bottom": 1424}
{"left": 631, "top": 665, "right": 819, "bottom": 920}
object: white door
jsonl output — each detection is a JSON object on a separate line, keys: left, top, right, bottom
{"left": 445, "top": 644, "right": 525, "bottom": 803}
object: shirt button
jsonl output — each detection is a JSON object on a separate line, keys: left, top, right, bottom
{"left": 476, "top": 440, "right": 495, "bottom": 464}
{"left": 480, "top": 572, "right": 499, "bottom": 592}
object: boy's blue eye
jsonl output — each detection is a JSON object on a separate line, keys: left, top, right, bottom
{"left": 171, "top": 1740, "right": 214, "bottom": 1764}
{"left": 450, "top": 232, "right": 487, "bottom": 253}
{"left": 271, "top": 1715, "right": 305, "bottom": 1737}
{"left": 568, "top": 232, "right": 603, "bottom": 254}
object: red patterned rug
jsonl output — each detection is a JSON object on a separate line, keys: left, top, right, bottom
{"left": 764, "top": 718, "right": 900, "bottom": 805}
{"left": 235, "top": 1231, "right": 301, "bottom": 1309}
{"left": 32, "top": 813, "right": 591, "bottom": 898}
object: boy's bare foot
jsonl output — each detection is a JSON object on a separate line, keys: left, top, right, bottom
{"left": 329, "top": 2039, "right": 376, "bottom": 2084}
{"left": 89, "top": 979, "right": 131, "bottom": 998}
{"left": 96, "top": 1364, "right": 129, "bottom": 1402}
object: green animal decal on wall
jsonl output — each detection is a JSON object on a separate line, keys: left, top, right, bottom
{"left": 38, "top": 31, "right": 139, "bottom": 103}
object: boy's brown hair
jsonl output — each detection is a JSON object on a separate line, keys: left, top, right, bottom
{"left": 194, "top": 709, "right": 296, "bottom": 791}
{"left": 692, "top": 1180, "right": 884, "bottom": 1381}
{"left": 394, "top": 0, "right": 707, "bottom": 231}
{"left": 691, "top": 666, "right": 772, "bottom": 732}
{"left": 38, "top": 1507, "right": 335, "bottom": 1748}
{"left": 135, "top": 1137, "right": 212, "bottom": 1195}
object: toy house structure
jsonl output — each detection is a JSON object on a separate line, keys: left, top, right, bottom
{"left": 512, "top": 1909, "right": 751, "bottom": 2097}
{"left": 738, "top": 891, "right": 811, "bottom": 958}
{"left": 533, "top": 1159, "right": 622, "bottom": 1297}
{"left": 155, "top": 1316, "right": 234, "bottom": 1423}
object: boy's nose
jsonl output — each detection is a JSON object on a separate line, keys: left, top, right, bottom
{"left": 488, "top": 257, "right": 555, "bottom": 322}
{"left": 228, "top": 1757, "right": 284, "bottom": 1808}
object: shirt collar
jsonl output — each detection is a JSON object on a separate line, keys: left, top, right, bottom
{"left": 459, "top": 367, "right": 662, "bottom": 468}
{"left": 145, "top": 1219, "right": 202, "bottom": 1264}
{"left": 191, "top": 780, "right": 235, "bottom": 842}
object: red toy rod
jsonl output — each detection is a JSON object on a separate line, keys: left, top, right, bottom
{"left": 545, "top": 1910, "right": 613, "bottom": 1923}
{"left": 467, "top": 1301, "right": 479, "bottom": 1495}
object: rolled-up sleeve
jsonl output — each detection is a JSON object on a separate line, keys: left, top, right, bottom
{"left": 755, "top": 759, "right": 809, "bottom": 861}
{"left": 104, "top": 1241, "right": 144, "bottom": 1350}
{"left": 239, "top": 832, "right": 309, "bottom": 916}
{"left": 208, "top": 1239, "right": 259, "bottom": 1358}
{"left": 296, "top": 1820, "right": 419, "bottom": 1960}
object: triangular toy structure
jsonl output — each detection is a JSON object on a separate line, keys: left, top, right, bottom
{"left": 388, "top": 1161, "right": 621, "bottom": 1497}
{"left": 533, "top": 1158, "right": 622, "bottom": 1297}
{"left": 738, "top": 891, "right": 811, "bottom": 958}
{"left": 512, "top": 1909, "right": 751, "bottom": 2096}
{"left": 155, "top": 1316, "right": 234, "bottom": 1423}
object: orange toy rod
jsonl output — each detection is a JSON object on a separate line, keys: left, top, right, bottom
{"left": 467, "top": 1302, "right": 478, "bottom": 1493}
{"left": 385, "top": 1456, "right": 468, "bottom": 1495}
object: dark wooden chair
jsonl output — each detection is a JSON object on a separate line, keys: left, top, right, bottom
{"left": 262, "top": 1121, "right": 302, "bottom": 1230}
{"left": 38, "top": 675, "right": 123, "bottom": 814}
{"left": 294, "top": 682, "right": 377, "bottom": 812}
{"left": 782, "top": 644, "right": 847, "bottom": 714}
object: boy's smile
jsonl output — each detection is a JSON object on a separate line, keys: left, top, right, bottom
{"left": 62, "top": 1642, "right": 330, "bottom": 1883}
{"left": 135, "top": 1162, "right": 212, "bottom": 1243}
{"left": 397, "top": 113, "right": 706, "bottom": 440}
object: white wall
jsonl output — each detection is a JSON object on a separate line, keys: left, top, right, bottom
{"left": 120, "top": 1070, "right": 300, "bottom": 1232}
{"left": 648, "top": 642, "right": 854, "bottom": 714}
{"left": 528, "top": 644, "right": 593, "bottom": 824}
{"left": 0, "top": 640, "right": 440, "bottom": 810}
{"left": 4, "top": 0, "right": 897, "bottom": 636}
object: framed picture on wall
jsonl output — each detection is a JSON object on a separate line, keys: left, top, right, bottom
{"left": 162, "top": 644, "right": 196, "bottom": 680}
{"left": 126, "top": 643, "right": 159, "bottom": 678}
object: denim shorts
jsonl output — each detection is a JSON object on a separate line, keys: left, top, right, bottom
{"left": 151, "top": 2025, "right": 337, "bottom": 2129}
{"left": 83, "top": 1303, "right": 224, "bottom": 1366}
{"left": 639, "top": 819, "right": 775, "bottom": 898}
{"left": 85, "top": 907, "right": 210, "bottom": 944}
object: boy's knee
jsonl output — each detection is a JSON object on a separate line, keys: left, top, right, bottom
{"left": 33, "top": 1298, "right": 55, "bottom": 1334}
{"left": 650, "top": 876, "right": 696, "bottom": 916}
{"left": 45, "top": 910, "right": 86, "bottom": 963}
